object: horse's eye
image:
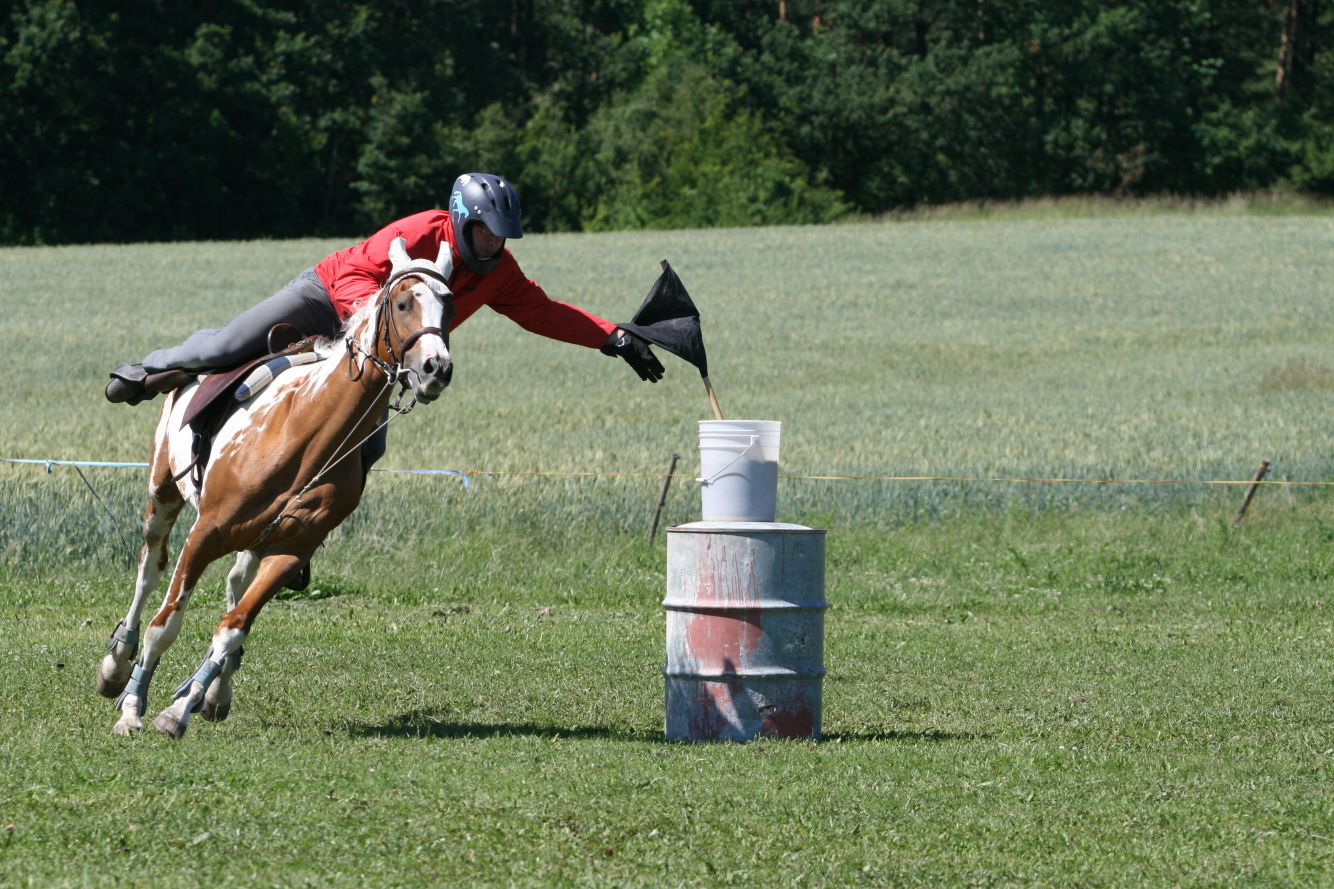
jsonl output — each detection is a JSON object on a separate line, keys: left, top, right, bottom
{"left": 396, "top": 301, "right": 408, "bottom": 311}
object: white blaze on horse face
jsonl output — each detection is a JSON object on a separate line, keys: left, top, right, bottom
{"left": 401, "top": 279, "right": 452, "bottom": 401}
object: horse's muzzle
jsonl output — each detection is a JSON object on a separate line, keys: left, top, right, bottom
{"left": 412, "top": 356, "right": 452, "bottom": 402}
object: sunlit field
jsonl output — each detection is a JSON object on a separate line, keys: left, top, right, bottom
{"left": 5, "top": 212, "right": 1334, "bottom": 563}
{"left": 2, "top": 212, "right": 1332, "bottom": 887}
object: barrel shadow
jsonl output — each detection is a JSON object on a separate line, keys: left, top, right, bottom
{"left": 821, "top": 729, "right": 991, "bottom": 743}
{"left": 346, "top": 710, "right": 985, "bottom": 745}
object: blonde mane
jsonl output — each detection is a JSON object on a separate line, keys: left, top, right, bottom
{"left": 310, "top": 295, "right": 381, "bottom": 366}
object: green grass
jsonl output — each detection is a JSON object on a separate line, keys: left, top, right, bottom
{"left": 2, "top": 213, "right": 1334, "bottom": 885}
{"left": 873, "top": 190, "right": 1334, "bottom": 222}
{"left": 2, "top": 504, "right": 1333, "bottom": 887}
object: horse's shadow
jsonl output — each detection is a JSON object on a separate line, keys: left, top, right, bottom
{"left": 346, "top": 709, "right": 649, "bottom": 742}
{"left": 345, "top": 709, "right": 986, "bottom": 745}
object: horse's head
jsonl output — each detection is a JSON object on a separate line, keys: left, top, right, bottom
{"left": 377, "top": 238, "right": 457, "bottom": 403}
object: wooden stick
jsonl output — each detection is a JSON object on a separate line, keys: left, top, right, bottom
{"left": 649, "top": 453, "right": 680, "bottom": 543}
{"left": 703, "top": 376, "right": 724, "bottom": 420}
{"left": 1234, "top": 459, "right": 1270, "bottom": 524}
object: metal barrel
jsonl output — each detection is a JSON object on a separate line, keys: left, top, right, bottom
{"left": 664, "top": 522, "right": 827, "bottom": 742}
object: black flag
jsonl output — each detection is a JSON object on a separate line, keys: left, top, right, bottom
{"left": 617, "top": 260, "right": 708, "bottom": 378}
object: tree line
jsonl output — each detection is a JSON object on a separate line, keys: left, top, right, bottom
{"left": 0, "top": 0, "right": 1329, "bottom": 245}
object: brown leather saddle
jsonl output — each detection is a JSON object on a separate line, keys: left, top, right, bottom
{"left": 173, "top": 325, "right": 321, "bottom": 485}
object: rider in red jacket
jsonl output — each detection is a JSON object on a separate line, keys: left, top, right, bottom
{"left": 105, "top": 173, "right": 664, "bottom": 403}
{"left": 104, "top": 174, "right": 663, "bottom": 592}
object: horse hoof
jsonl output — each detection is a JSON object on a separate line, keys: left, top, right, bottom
{"left": 200, "top": 699, "right": 231, "bottom": 723}
{"left": 96, "top": 672, "right": 129, "bottom": 699}
{"left": 152, "top": 711, "right": 188, "bottom": 739}
{"left": 96, "top": 658, "right": 131, "bottom": 699}
{"left": 112, "top": 719, "right": 142, "bottom": 737}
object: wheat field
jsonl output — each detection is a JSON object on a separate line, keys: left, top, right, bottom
{"left": 2, "top": 213, "right": 1333, "bottom": 566}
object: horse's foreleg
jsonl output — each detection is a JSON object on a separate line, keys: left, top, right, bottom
{"left": 98, "top": 486, "right": 183, "bottom": 699}
{"left": 195, "top": 553, "right": 258, "bottom": 723}
{"left": 153, "top": 552, "right": 297, "bottom": 739}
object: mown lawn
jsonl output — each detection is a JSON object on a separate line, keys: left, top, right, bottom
{"left": 2, "top": 498, "right": 1332, "bottom": 887}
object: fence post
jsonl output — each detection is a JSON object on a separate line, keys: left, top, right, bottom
{"left": 649, "top": 453, "right": 680, "bottom": 543}
{"left": 1234, "top": 460, "right": 1271, "bottom": 523}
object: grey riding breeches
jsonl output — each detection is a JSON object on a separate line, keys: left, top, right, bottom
{"left": 141, "top": 267, "right": 388, "bottom": 472}
{"left": 141, "top": 268, "right": 341, "bottom": 374}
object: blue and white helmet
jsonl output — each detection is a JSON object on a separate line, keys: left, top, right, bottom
{"left": 449, "top": 173, "right": 523, "bottom": 275}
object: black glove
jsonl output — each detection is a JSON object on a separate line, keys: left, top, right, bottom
{"left": 601, "top": 329, "right": 665, "bottom": 383}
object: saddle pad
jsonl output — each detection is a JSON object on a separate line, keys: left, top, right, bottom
{"left": 235, "top": 352, "right": 323, "bottom": 401}
{"left": 180, "top": 336, "right": 320, "bottom": 429}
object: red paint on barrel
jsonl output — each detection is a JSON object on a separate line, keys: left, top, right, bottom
{"left": 683, "top": 609, "right": 762, "bottom": 673}
{"left": 691, "top": 541, "right": 762, "bottom": 609}
{"left": 762, "top": 703, "right": 815, "bottom": 739}
{"left": 688, "top": 680, "right": 742, "bottom": 739}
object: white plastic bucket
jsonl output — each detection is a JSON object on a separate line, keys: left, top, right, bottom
{"left": 697, "top": 420, "right": 781, "bottom": 522}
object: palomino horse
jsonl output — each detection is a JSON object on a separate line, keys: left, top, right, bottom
{"left": 96, "top": 238, "right": 456, "bottom": 738}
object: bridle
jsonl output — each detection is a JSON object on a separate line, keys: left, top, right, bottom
{"left": 255, "top": 267, "right": 452, "bottom": 547}
{"left": 346, "top": 266, "right": 451, "bottom": 387}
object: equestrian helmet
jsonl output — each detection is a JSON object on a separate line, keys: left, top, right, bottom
{"left": 449, "top": 173, "right": 523, "bottom": 275}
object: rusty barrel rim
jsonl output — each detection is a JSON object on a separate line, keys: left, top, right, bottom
{"left": 668, "top": 521, "right": 826, "bottom": 535}
{"left": 663, "top": 600, "right": 826, "bottom": 611}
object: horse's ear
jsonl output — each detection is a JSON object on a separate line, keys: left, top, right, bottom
{"left": 388, "top": 237, "right": 411, "bottom": 271}
{"left": 435, "top": 243, "right": 453, "bottom": 280}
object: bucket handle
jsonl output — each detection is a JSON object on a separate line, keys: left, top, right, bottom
{"left": 696, "top": 435, "right": 759, "bottom": 485}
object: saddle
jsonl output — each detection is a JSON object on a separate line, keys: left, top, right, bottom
{"left": 173, "top": 325, "right": 321, "bottom": 486}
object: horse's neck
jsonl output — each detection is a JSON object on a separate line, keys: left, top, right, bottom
{"left": 303, "top": 316, "right": 395, "bottom": 430}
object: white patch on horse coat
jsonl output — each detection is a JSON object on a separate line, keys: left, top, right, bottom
{"left": 163, "top": 385, "right": 203, "bottom": 506}
{"left": 210, "top": 626, "right": 246, "bottom": 660}
{"left": 162, "top": 280, "right": 447, "bottom": 508}
{"left": 163, "top": 352, "right": 344, "bottom": 506}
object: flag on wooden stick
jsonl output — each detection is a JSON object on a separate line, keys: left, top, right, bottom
{"left": 618, "top": 260, "right": 707, "bottom": 376}
{"left": 617, "top": 260, "right": 723, "bottom": 418}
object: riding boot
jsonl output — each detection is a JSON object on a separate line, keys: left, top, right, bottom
{"left": 105, "top": 363, "right": 151, "bottom": 404}
{"left": 105, "top": 364, "right": 195, "bottom": 405}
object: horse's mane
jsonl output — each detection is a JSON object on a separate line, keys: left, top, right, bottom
{"left": 312, "top": 296, "right": 379, "bottom": 362}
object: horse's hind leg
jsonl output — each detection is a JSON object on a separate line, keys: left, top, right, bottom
{"left": 111, "top": 528, "right": 214, "bottom": 736}
{"left": 153, "top": 626, "right": 246, "bottom": 739}
{"left": 97, "top": 456, "right": 184, "bottom": 699}
{"left": 153, "top": 552, "right": 298, "bottom": 739}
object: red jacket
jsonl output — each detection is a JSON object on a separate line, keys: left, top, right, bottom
{"left": 314, "top": 210, "right": 616, "bottom": 349}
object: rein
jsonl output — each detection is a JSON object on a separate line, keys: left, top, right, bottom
{"left": 254, "top": 273, "right": 448, "bottom": 549}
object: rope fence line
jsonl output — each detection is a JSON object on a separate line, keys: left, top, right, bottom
{"left": 4, "top": 457, "right": 1333, "bottom": 487}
